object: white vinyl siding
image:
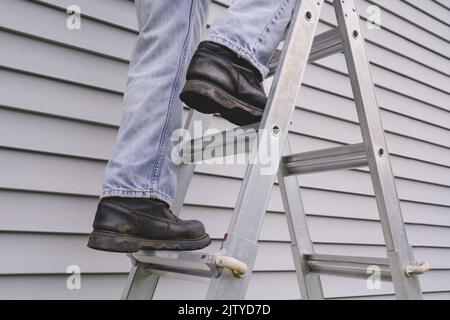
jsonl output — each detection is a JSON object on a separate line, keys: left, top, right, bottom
{"left": 0, "top": 0, "right": 448, "bottom": 299}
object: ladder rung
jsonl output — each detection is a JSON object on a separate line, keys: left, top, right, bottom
{"left": 179, "top": 123, "right": 259, "bottom": 164}
{"left": 309, "top": 28, "right": 343, "bottom": 62}
{"left": 131, "top": 250, "right": 218, "bottom": 278}
{"left": 282, "top": 143, "right": 368, "bottom": 176}
{"left": 143, "top": 263, "right": 214, "bottom": 280}
{"left": 130, "top": 250, "right": 248, "bottom": 279}
{"left": 268, "top": 28, "right": 342, "bottom": 76}
{"left": 305, "top": 254, "right": 392, "bottom": 280}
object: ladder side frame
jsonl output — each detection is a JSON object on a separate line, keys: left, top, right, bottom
{"left": 206, "top": 0, "right": 325, "bottom": 300}
{"left": 277, "top": 140, "right": 324, "bottom": 300}
{"left": 334, "top": 0, "right": 423, "bottom": 299}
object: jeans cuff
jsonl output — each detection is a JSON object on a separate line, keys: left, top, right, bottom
{"left": 205, "top": 35, "right": 268, "bottom": 80}
{"left": 101, "top": 189, "right": 173, "bottom": 207}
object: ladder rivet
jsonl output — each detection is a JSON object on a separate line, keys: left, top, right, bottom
{"left": 305, "top": 11, "right": 313, "bottom": 21}
{"left": 352, "top": 30, "right": 359, "bottom": 39}
{"left": 272, "top": 125, "right": 281, "bottom": 136}
{"left": 378, "top": 148, "right": 385, "bottom": 157}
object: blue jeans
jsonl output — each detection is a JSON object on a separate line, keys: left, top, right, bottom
{"left": 102, "top": 0, "right": 296, "bottom": 206}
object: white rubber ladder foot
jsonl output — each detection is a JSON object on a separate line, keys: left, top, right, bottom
{"left": 405, "top": 262, "right": 430, "bottom": 277}
{"left": 214, "top": 255, "right": 248, "bottom": 278}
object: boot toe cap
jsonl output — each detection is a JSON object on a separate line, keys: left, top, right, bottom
{"left": 184, "top": 219, "right": 207, "bottom": 238}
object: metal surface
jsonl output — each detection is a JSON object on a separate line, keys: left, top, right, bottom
{"left": 180, "top": 122, "right": 260, "bottom": 164}
{"left": 308, "top": 28, "right": 343, "bottom": 62}
{"left": 171, "top": 110, "right": 214, "bottom": 215}
{"left": 121, "top": 263, "right": 160, "bottom": 300}
{"left": 206, "top": 0, "right": 325, "bottom": 300}
{"left": 268, "top": 27, "right": 343, "bottom": 76}
{"left": 283, "top": 143, "right": 368, "bottom": 176}
{"left": 132, "top": 250, "right": 217, "bottom": 272}
{"left": 130, "top": 249, "right": 248, "bottom": 279}
{"left": 307, "top": 260, "right": 392, "bottom": 280}
{"left": 278, "top": 141, "right": 324, "bottom": 299}
{"left": 305, "top": 253, "right": 391, "bottom": 280}
{"left": 334, "top": 0, "right": 424, "bottom": 299}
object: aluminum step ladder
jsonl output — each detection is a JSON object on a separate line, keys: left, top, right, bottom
{"left": 121, "top": 0, "right": 429, "bottom": 300}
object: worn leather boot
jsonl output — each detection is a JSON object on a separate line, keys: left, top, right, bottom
{"left": 180, "top": 41, "right": 267, "bottom": 126}
{"left": 87, "top": 197, "right": 211, "bottom": 252}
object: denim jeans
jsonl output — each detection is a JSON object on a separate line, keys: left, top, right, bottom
{"left": 102, "top": 0, "right": 296, "bottom": 206}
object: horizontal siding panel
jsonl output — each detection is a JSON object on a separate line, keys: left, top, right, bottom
{"left": 0, "top": 0, "right": 448, "bottom": 300}
{"left": 2, "top": 190, "right": 449, "bottom": 237}
{"left": 1, "top": 272, "right": 447, "bottom": 300}
{"left": 154, "top": 269, "right": 450, "bottom": 299}
{"left": 399, "top": 0, "right": 450, "bottom": 30}
{"left": 358, "top": 0, "right": 450, "bottom": 57}
{"left": 1, "top": 106, "right": 448, "bottom": 187}
{"left": 297, "top": 86, "right": 450, "bottom": 139}
{"left": 0, "top": 0, "right": 135, "bottom": 61}
{"left": 1, "top": 14, "right": 447, "bottom": 124}
{"left": 0, "top": 274, "right": 127, "bottom": 300}
{"left": 1, "top": 229, "right": 448, "bottom": 275}
{"left": 0, "top": 68, "right": 122, "bottom": 126}
{"left": 0, "top": 147, "right": 447, "bottom": 211}
{"left": 5, "top": 193, "right": 449, "bottom": 247}
{"left": 289, "top": 112, "right": 450, "bottom": 167}
{"left": 0, "top": 233, "right": 291, "bottom": 274}
{"left": 321, "top": 1, "right": 450, "bottom": 74}
{"left": 370, "top": 0, "right": 450, "bottom": 41}
{"left": 35, "top": 0, "right": 138, "bottom": 31}
{"left": 0, "top": 31, "right": 128, "bottom": 92}
{"left": 0, "top": 149, "right": 448, "bottom": 218}
{"left": 0, "top": 107, "right": 116, "bottom": 160}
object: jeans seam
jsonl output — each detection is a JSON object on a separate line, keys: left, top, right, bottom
{"left": 102, "top": 188, "right": 173, "bottom": 205}
{"left": 252, "top": 0, "right": 290, "bottom": 52}
{"left": 147, "top": 0, "right": 195, "bottom": 191}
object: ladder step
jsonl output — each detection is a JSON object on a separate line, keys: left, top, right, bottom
{"left": 269, "top": 28, "right": 342, "bottom": 76}
{"left": 309, "top": 28, "right": 343, "bottom": 63}
{"left": 179, "top": 123, "right": 259, "bottom": 164}
{"left": 282, "top": 143, "right": 368, "bottom": 176}
{"left": 305, "top": 254, "right": 392, "bottom": 280}
{"left": 130, "top": 250, "right": 248, "bottom": 279}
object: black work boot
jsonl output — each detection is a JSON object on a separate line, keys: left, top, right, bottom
{"left": 180, "top": 41, "right": 267, "bottom": 126}
{"left": 87, "top": 197, "right": 211, "bottom": 253}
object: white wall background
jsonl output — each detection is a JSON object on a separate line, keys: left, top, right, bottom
{"left": 0, "top": 0, "right": 449, "bottom": 299}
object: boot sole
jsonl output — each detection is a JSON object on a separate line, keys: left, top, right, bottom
{"left": 180, "top": 79, "right": 264, "bottom": 126}
{"left": 87, "top": 230, "right": 212, "bottom": 253}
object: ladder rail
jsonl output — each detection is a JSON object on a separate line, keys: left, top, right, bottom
{"left": 206, "top": 0, "right": 325, "bottom": 300}
{"left": 334, "top": 0, "right": 423, "bottom": 299}
{"left": 277, "top": 140, "right": 324, "bottom": 300}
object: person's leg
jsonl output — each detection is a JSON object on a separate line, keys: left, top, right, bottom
{"left": 88, "top": 0, "right": 212, "bottom": 253}
{"left": 207, "top": 0, "right": 296, "bottom": 80}
{"left": 180, "top": 0, "right": 296, "bottom": 125}
{"left": 103, "top": 0, "right": 210, "bottom": 206}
